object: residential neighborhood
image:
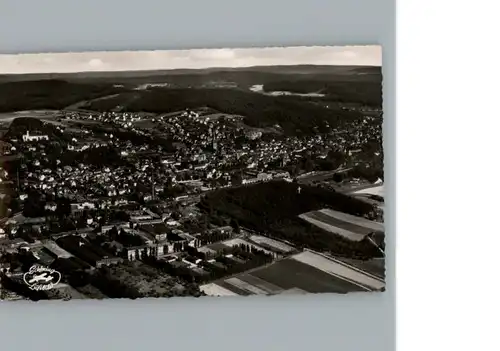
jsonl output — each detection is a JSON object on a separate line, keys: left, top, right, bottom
{"left": 0, "top": 60, "right": 384, "bottom": 301}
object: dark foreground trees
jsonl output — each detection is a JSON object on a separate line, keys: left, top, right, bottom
{"left": 0, "top": 274, "right": 49, "bottom": 301}
{"left": 199, "top": 180, "right": 383, "bottom": 259}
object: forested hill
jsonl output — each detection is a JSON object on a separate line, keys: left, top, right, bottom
{"left": 0, "top": 65, "right": 381, "bottom": 83}
{"left": 0, "top": 65, "right": 382, "bottom": 135}
{"left": 2, "top": 117, "right": 67, "bottom": 142}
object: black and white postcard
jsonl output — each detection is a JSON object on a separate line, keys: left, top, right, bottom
{"left": 0, "top": 46, "right": 384, "bottom": 301}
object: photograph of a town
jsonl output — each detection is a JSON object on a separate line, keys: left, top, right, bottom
{"left": 0, "top": 46, "right": 384, "bottom": 301}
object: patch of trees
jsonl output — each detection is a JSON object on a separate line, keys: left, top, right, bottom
{"left": 201, "top": 246, "right": 274, "bottom": 281}
{"left": 112, "top": 228, "right": 145, "bottom": 248}
{"left": 2, "top": 117, "right": 69, "bottom": 142}
{"left": 185, "top": 245, "right": 207, "bottom": 261}
{"left": 160, "top": 184, "right": 187, "bottom": 199}
{"left": 22, "top": 193, "right": 45, "bottom": 218}
{"left": 171, "top": 241, "right": 187, "bottom": 253}
{"left": 17, "top": 228, "right": 38, "bottom": 243}
{"left": 197, "top": 231, "right": 232, "bottom": 246}
{"left": 46, "top": 288, "right": 72, "bottom": 301}
{"left": 1, "top": 251, "right": 38, "bottom": 272}
{"left": 0, "top": 274, "right": 49, "bottom": 301}
{"left": 181, "top": 217, "right": 208, "bottom": 234}
{"left": 83, "top": 123, "right": 176, "bottom": 151}
{"left": 89, "top": 267, "right": 142, "bottom": 299}
{"left": 109, "top": 210, "right": 131, "bottom": 222}
{"left": 290, "top": 151, "right": 346, "bottom": 174}
{"left": 51, "top": 257, "right": 91, "bottom": 282}
{"left": 198, "top": 181, "right": 383, "bottom": 259}
{"left": 201, "top": 180, "right": 373, "bottom": 218}
{"left": 317, "top": 150, "right": 347, "bottom": 171}
{"left": 59, "top": 146, "right": 127, "bottom": 168}
{"left": 0, "top": 196, "right": 14, "bottom": 218}
{"left": 55, "top": 236, "right": 114, "bottom": 267}
{"left": 22, "top": 193, "right": 72, "bottom": 219}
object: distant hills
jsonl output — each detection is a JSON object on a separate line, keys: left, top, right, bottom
{"left": 0, "top": 65, "right": 381, "bottom": 83}
{"left": 0, "top": 65, "right": 382, "bottom": 136}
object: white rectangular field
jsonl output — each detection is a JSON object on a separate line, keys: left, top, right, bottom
{"left": 319, "top": 209, "right": 384, "bottom": 232}
{"left": 197, "top": 246, "right": 217, "bottom": 255}
{"left": 298, "top": 214, "right": 366, "bottom": 241}
{"left": 249, "top": 235, "right": 295, "bottom": 253}
{"left": 291, "top": 251, "right": 385, "bottom": 291}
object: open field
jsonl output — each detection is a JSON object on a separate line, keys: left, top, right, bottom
{"left": 291, "top": 250, "right": 385, "bottom": 290}
{"left": 215, "top": 280, "right": 253, "bottom": 296}
{"left": 299, "top": 211, "right": 370, "bottom": 241}
{"left": 335, "top": 257, "right": 385, "bottom": 279}
{"left": 248, "top": 235, "right": 296, "bottom": 253}
{"left": 299, "top": 208, "right": 384, "bottom": 242}
{"left": 233, "top": 273, "right": 284, "bottom": 294}
{"left": 297, "top": 169, "right": 351, "bottom": 184}
{"left": 224, "top": 277, "right": 269, "bottom": 295}
{"left": 299, "top": 213, "right": 365, "bottom": 241}
{"left": 319, "top": 209, "right": 384, "bottom": 232}
{"left": 250, "top": 258, "right": 367, "bottom": 293}
{"left": 201, "top": 250, "right": 384, "bottom": 296}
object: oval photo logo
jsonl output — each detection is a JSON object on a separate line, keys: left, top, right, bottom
{"left": 23, "top": 265, "right": 61, "bottom": 291}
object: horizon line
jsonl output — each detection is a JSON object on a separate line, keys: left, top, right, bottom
{"left": 0, "top": 63, "right": 381, "bottom": 77}
{"left": 0, "top": 46, "right": 382, "bottom": 75}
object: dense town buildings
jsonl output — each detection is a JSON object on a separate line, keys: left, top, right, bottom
{"left": 0, "top": 92, "right": 384, "bottom": 301}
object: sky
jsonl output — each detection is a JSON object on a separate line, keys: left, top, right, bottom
{"left": 0, "top": 46, "right": 381, "bottom": 74}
